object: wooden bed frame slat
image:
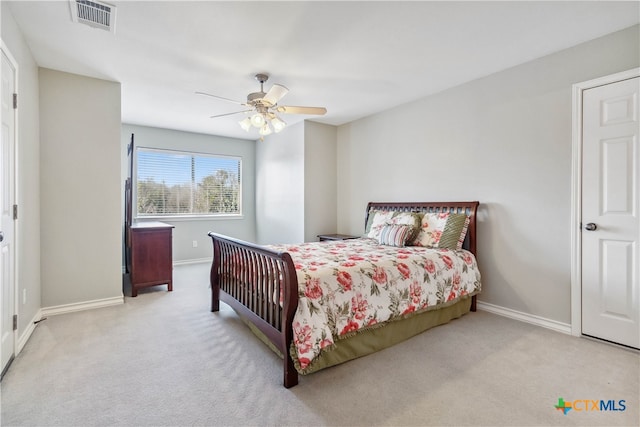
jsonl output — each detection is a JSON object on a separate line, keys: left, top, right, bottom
{"left": 209, "top": 201, "right": 479, "bottom": 388}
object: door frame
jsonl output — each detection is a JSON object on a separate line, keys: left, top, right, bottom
{"left": 0, "top": 40, "right": 19, "bottom": 377}
{"left": 570, "top": 67, "right": 640, "bottom": 337}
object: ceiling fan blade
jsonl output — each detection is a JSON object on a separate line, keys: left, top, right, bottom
{"left": 276, "top": 106, "right": 327, "bottom": 115}
{"left": 210, "top": 110, "right": 253, "bottom": 119}
{"left": 263, "top": 84, "right": 289, "bottom": 106}
{"left": 196, "top": 91, "right": 245, "bottom": 106}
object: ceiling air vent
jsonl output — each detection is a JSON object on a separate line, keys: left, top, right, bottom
{"left": 69, "top": 0, "right": 116, "bottom": 33}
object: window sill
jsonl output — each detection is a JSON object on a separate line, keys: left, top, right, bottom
{"left": 134, "top": 214, "right": 244, "bottom": 222}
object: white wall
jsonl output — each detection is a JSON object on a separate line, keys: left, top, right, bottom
{"left": 256, "top": 121, "right": 338, "bottom": 245}
{"left": 39, "top": 68, "right": 122, "bottom": 307}
{"left": 304, "top": 121, "right": 337, "bottom": 242}
{"left": 1, "top": 5, "right": 41, "bottom": 338}
{"left": 256, "top": 122, "right": 305, "bottom": 244}
{"left": 121, "top": 124, "right": 256, "bottom": 262}
{"left": 337, "top": 25, "right": 640, "bottom": 325}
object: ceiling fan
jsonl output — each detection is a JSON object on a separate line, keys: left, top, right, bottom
{"left": 197, "top": 73, "right": 327, "bottom": 137}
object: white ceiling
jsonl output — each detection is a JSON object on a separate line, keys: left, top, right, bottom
{"left": 6, "top": 1, "right": 640, "bottom": 140}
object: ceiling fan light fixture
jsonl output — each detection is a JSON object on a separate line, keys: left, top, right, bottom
{"left": 259, "top": 123, "right": 272, "bottom": 136}
{"left": 201, "top": 73, "right": 325, "bottom": 139}
{"left": 239, "top": 117, "right": 252, "bottom": 132}
{"left": 271, "top": 116, "right": 286, "bottom": 133}
{"left": 251, "top": 113, "right": 265, "bottom": 128}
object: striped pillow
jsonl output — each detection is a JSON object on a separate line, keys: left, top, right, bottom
{"left": 438, "top": 214, "right": 470, "bottom": 250}
{"left": 378, "top": 224, "right": 415, "bottom": 247}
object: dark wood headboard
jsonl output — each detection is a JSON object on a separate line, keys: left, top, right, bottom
{"left": 365, "top": 201, "right": 480, "bottom": 255}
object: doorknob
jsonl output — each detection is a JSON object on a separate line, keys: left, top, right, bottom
{"left": 0, "top": 231, "right": 3, "bottom": 242}
{"left": 584, "top": 223, "right": 597, "bottom": 231}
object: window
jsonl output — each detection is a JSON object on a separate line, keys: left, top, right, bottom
{"left": 136, "top": 147, "right": 241, "bottom": 218}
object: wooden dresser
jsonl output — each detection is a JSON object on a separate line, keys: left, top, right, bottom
{"left": 128, "top": 221, "right": 174, "bottom": 297}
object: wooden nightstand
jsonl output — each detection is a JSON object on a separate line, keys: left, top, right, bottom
{"left": 317, "top": 233, "right": 359, "bottom": 242}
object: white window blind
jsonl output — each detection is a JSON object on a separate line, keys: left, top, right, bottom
{"left": 136, "top": 148, "right": 241, "bottom": 217}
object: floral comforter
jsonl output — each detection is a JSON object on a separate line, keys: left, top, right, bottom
{"left": 268, "top": 238, "right": 481, "bottom": 373}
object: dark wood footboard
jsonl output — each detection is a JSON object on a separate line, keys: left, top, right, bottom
{"left": 208, "top": 232, "right": 300, "bottom": 388}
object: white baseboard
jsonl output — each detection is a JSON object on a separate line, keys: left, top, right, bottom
{"left": 17, "top": 309, "right": 43, "bottom": 354}
{"left": 173, "top": 258, "right": 210, "bottom": 266}
{"left": 15, "top": 297, "right": 123, "bottom": 359}
{"left": 477, "top": 301, "right": 572, "bottom": 335}
{"left": 41, "top": 296, "right": 124, "bottom": 317}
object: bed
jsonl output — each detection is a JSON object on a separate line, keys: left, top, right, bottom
{"left": 208, "top": 201, "right": 481, "bottom": 388}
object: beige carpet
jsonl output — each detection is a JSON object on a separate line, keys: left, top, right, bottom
{"left": 1, "top": 263, "right": 638, "bottom": 426}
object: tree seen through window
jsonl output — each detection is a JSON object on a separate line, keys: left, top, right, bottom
{"left": 136, "top": 148, "right": 241, "bottom": 216}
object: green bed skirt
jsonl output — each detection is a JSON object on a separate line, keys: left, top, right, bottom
{"left": 238, "top": 296, "right": 473, "bottom": 375}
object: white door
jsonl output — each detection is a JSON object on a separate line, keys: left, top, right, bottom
{"left": 582, "top": 76, "right": 639, "bottom": 349}
{"left": 0, "top": 48, "right": 16, "bottom": 375}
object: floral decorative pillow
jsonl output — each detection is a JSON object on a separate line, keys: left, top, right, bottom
{"left": 413, "top": 212, "right": 470, "bottom": 249}
{"left": 365, "top": 210, "right": 396, "bottom": 239}
{"left": 366, "top": 210, "right": 422, "bottom": 241}
{"left": 388, "top": 211, "right": 421, "bottom": 227}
